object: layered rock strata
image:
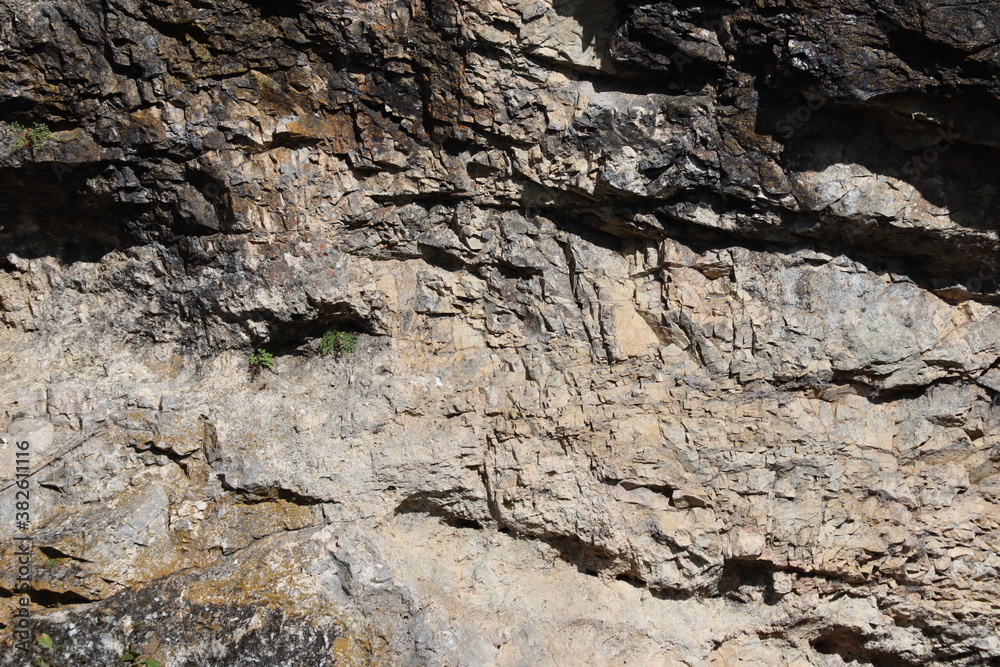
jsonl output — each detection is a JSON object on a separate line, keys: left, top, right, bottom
{"left": 1, "top": 0, "right": 999, "bottom": 664}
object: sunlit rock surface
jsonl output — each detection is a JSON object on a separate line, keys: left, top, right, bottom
{"left": 1, "top": 0, "right": 999, "bottom": 664}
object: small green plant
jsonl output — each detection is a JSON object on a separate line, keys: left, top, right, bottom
{"left": 132, "top": 618, "right": 146, "bottom": 630}
{"left": 43, "top": 558, "right": 58, "bottom": 569}
{"left": 319, "top": 330, "right": 358, "bottom": 357}
{"left": 121, "top": 649, "right": 161, "bottom": 667}
{"left": 35, "top": 632, "right": 62, "bottom": 665}
{"left": 5, "top": 122, "right": 52, "bottom": 156}
{"left": 13, "top": 411, "right": 26, "bottom": 419}
{"left": 339, "top": 331, "right": 358, "bottom": 354}
{"left": 27, "top": 123, "right": 51, "bottom": 155}
{"left": 249, "top": 348, "right": 275, "bottom": 371}
{"left": 86, "top": 177, "right": 99, "bottom": 188}
{"left": 33, "top": 632, "right": 68, "bottom": 666}
{"left": 1, "top": 121, "right": 22, "bottom": 156}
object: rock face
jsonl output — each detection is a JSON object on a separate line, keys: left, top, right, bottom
{"left": 1, "top": 0, "right": 999, "bottom": 664}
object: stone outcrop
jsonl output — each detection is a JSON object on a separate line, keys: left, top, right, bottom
{"left": 1, "top": 0, "right": 999, "bottom": 664}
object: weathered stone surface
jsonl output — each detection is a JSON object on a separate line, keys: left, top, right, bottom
{"left": 1, "top": 0, "right": 999, "bottom": 664}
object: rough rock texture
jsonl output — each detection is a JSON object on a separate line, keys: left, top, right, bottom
{"left": 1, "top": 0, "right": 999, "bottom": 664}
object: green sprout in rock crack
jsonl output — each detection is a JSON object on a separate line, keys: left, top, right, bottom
{"left": 121, "top": 649, "right": 162, "bottom": 667}
{"left": 26, "top": 124, "right": 52, "bottom": 155}
{"left": 43, "top": 558, "right": 58, "bottom": 569}
{"left": 35, "top": 633, "right": 62, "bottom": 666}
{"left": 4, "top": 121, "right": 52, "bottom": 156}
{"left": 319, "top": 330, "right": 358, "bottom": 357}
{"left": 249, "top": 348, "right": 275, "bottom": 372}
{"left": 3, "top": 120, "right": 24, "bottom": 142}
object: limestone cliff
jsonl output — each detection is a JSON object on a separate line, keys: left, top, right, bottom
{"left": 1, "top": 0, "right": 999, "bottom": 664}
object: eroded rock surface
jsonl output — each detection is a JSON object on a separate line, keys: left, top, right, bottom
{"left": 1, "top": 0, "right": 999, "bottom": 664}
